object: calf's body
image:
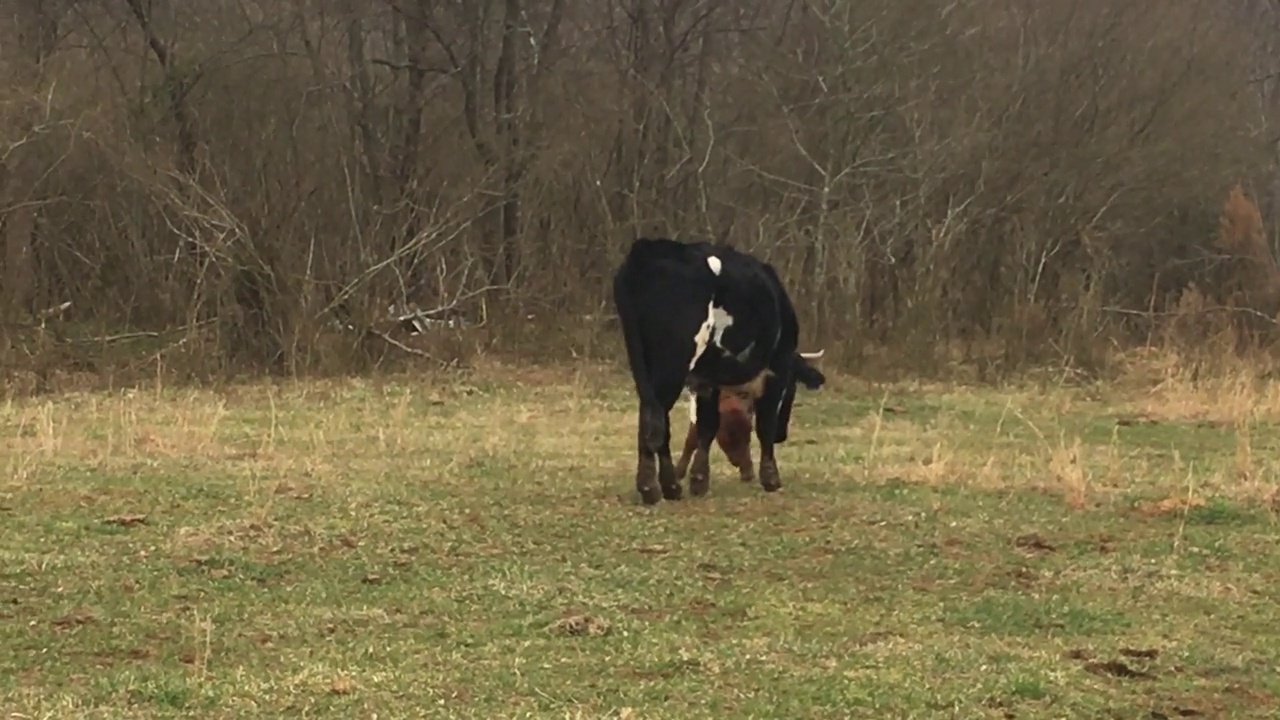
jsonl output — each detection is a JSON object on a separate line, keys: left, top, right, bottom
{"left": 675, "top": 391, "right": 757, "bottom": 483}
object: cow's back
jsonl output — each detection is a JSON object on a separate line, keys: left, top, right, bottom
{"left": 617, "top": 237, "right": 787, "bottom": 387}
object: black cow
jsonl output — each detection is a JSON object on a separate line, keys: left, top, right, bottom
{"left": 611, "top": 237, "right": 827, "bottom": 504}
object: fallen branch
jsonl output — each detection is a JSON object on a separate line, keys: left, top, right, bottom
{"left": 389, "top": 281, "right": 509, "bottom": 333}
{"left": 367, "top": 328, "right": 452, "bottom": 367}
{"left": 66, "top": 319, "right": 218, "bottom": 345}
{"left": 1099, "top": 305, "right": 1279, "bottom": 324}
{"left": 0, "top": 301, "right": 74, "bottom": 330}
{"left": 37, "top": 301, "right": 72, "bottom": 322}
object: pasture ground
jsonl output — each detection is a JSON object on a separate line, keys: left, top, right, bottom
{"left": 2, "top": 358, "right": 1279, "bottom": 719}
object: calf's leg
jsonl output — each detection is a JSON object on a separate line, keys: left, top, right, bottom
{"left": 650, "top": 380, "right": 689, "bottom": 501}
{"left": 674, "top": 420, "right": 698, "bottom": 481}
{"left": 727, "top": 437, "right": 756, "bottom": 483}
{"left": 718, "top": 410, "right": 755, "bottom": 483}
{"left": 688, "top": 391, "right": 721, "bottom": 497}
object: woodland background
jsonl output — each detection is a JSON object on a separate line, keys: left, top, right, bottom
{"left": 6, "top": 0, "right": 1280, "bottom": 390}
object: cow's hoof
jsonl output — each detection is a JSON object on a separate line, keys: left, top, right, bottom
{"left": 739, "top": 469, "right": 755, "bottom": 483}
{"left": 689, "top": 472, "right": 710, "bottom": 497}
{"left": 759, "top": 463, "right": 781, "bottom": 493}
{"left": 661, "top": 482, "right": 684, "bottom": 501}
{"left": 638, "top": 483, "right": 663, "bottom": 505}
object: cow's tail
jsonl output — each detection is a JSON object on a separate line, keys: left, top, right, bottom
{"left": 612, "top": 256, "right": 666, "bottom": 451}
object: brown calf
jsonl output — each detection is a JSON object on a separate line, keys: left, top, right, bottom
{"left": 675, "top": 388, "right": 758, "bottom": 483}
{"left": 674, "top": 349, "right": 824, "bottom": 484}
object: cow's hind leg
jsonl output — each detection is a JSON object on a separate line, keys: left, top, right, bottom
{"left": 635, "top": 403, "right": 667, "bottom": 505}
{"left": 656, "top": 414, "right": 683, "bottom": 501}
{"left": 753, "top": 384, "right": 785, "bottom": 493}
{"left": 641, "top": 374, "right": 686, "bottom": 501}
{"left": 688, "top": 390, "right": 721, "bottom": 497}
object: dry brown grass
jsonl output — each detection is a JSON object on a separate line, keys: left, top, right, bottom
{"left": 1217, "top": 184, "right": 1280, "bottom": 313}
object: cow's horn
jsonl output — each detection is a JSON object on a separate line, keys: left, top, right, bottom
{"left": 799, "top": 349, "right": 825, "bottom": 360}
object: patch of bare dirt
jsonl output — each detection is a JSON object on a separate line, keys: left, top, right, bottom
{"left": 622, "top": 605, "right": 665, "bottom": 621}
{"left": 102, "top": 513, "right": 148, "bottom": 527}
{"left": 58, "top": 640, "right": 159, "bottom": 670}
{"left": 1133, "top": 496, "right": 1207, "bottom": 517}
{"left": 50, "top": 608, "right": 96, "bottom": 629}
{"left": 1085, "top": 659, "right": 1155, "bottom": 680}
{"left": 1146, "top": 684, "right": 1280, "bottom": 720}
{"left": 1013, "top": 533, "right": 1056, "bottom": 554}
{"left": 634, "top": 544, "right": 670, "bottom": 556}
{"left": 329, "top": 675, "right": 356, "bottom": 695}
{"left": 1093, "top": 533, "right": 1118, "bottom": 553}
{"left": 272, "top": 482, "right": 313, "bottom": 500}
{"left": 850, "top": 630, "right": 902, "bottom": 647}
{"left": 695, "top": 561, "right": 730, "bottom": 584}
{"left": 1008, "top": 565, "right": 1039, "bottom": 589}
{"left": 83, "top": 646, "right": 154, "bottom": 667}
{"left": 1067, "top": 647, "right": 1164, "bottom": 682}
{"left": 1114, "top": 415, "right": 1160, "bottom": 427}
{"left": 546, "top": 614, "right": 611, "bottom": 637}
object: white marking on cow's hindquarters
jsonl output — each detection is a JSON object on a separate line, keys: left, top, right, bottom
{"left": 706, "top": 255, "right": 722, "bottom": 275}
{"left": 710, "top": 306, "right": 734, "bottom": 348}
{"left": 690, "top": 302, "right": 739, "bottom": 370}
{"left": 689, "top": 301, "right": 716, "bottom": 369}
{"left": 687, "top": 391, "right": 698, "bottom": 424}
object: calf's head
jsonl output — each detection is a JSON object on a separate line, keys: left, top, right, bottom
{"left": 718, "top": 387, "right": 754, "bottom": 420}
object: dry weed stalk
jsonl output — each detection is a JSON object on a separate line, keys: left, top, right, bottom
{"left": 1008, "top": 405, "right": 1089, "bottom": 508}
{"left": 1050, "top": 436, "right": 1089, "bottom": 510}
{"left": 864, "top": 389, "right": 890, "bottom": 482}
{"left": 1171, "top": 463, "right": 1198, "bottom": 557}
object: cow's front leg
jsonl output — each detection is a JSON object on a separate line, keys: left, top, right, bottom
{"left": 753, "top": 388, "right": 784, "bottom": 493}
{"left": 689, "top": 391, "right": 721, "bottom": 497}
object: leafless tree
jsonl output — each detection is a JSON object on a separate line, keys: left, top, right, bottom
{"left": 0, "top": 0, "right": 1272, "bottom": 383}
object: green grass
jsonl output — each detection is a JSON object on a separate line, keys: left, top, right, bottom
{"left": 2, "top": 361, "right": 1279, "bottom": 718}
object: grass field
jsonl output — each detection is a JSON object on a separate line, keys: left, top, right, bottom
{"left": 2, "top": 358, "right": 1280, "bottom": 719}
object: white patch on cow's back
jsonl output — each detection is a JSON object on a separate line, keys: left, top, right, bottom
{"left": 690, "top": 302, "right": 739, "bottom": 370}
{"left": 706, "top": 255, "right": 722, "bottom": 275}
{"left": 710, "top": 306, "right": 734, "bottom": 348}
{"left": 689, "top": 301, "right": 716, "bottom": 369}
